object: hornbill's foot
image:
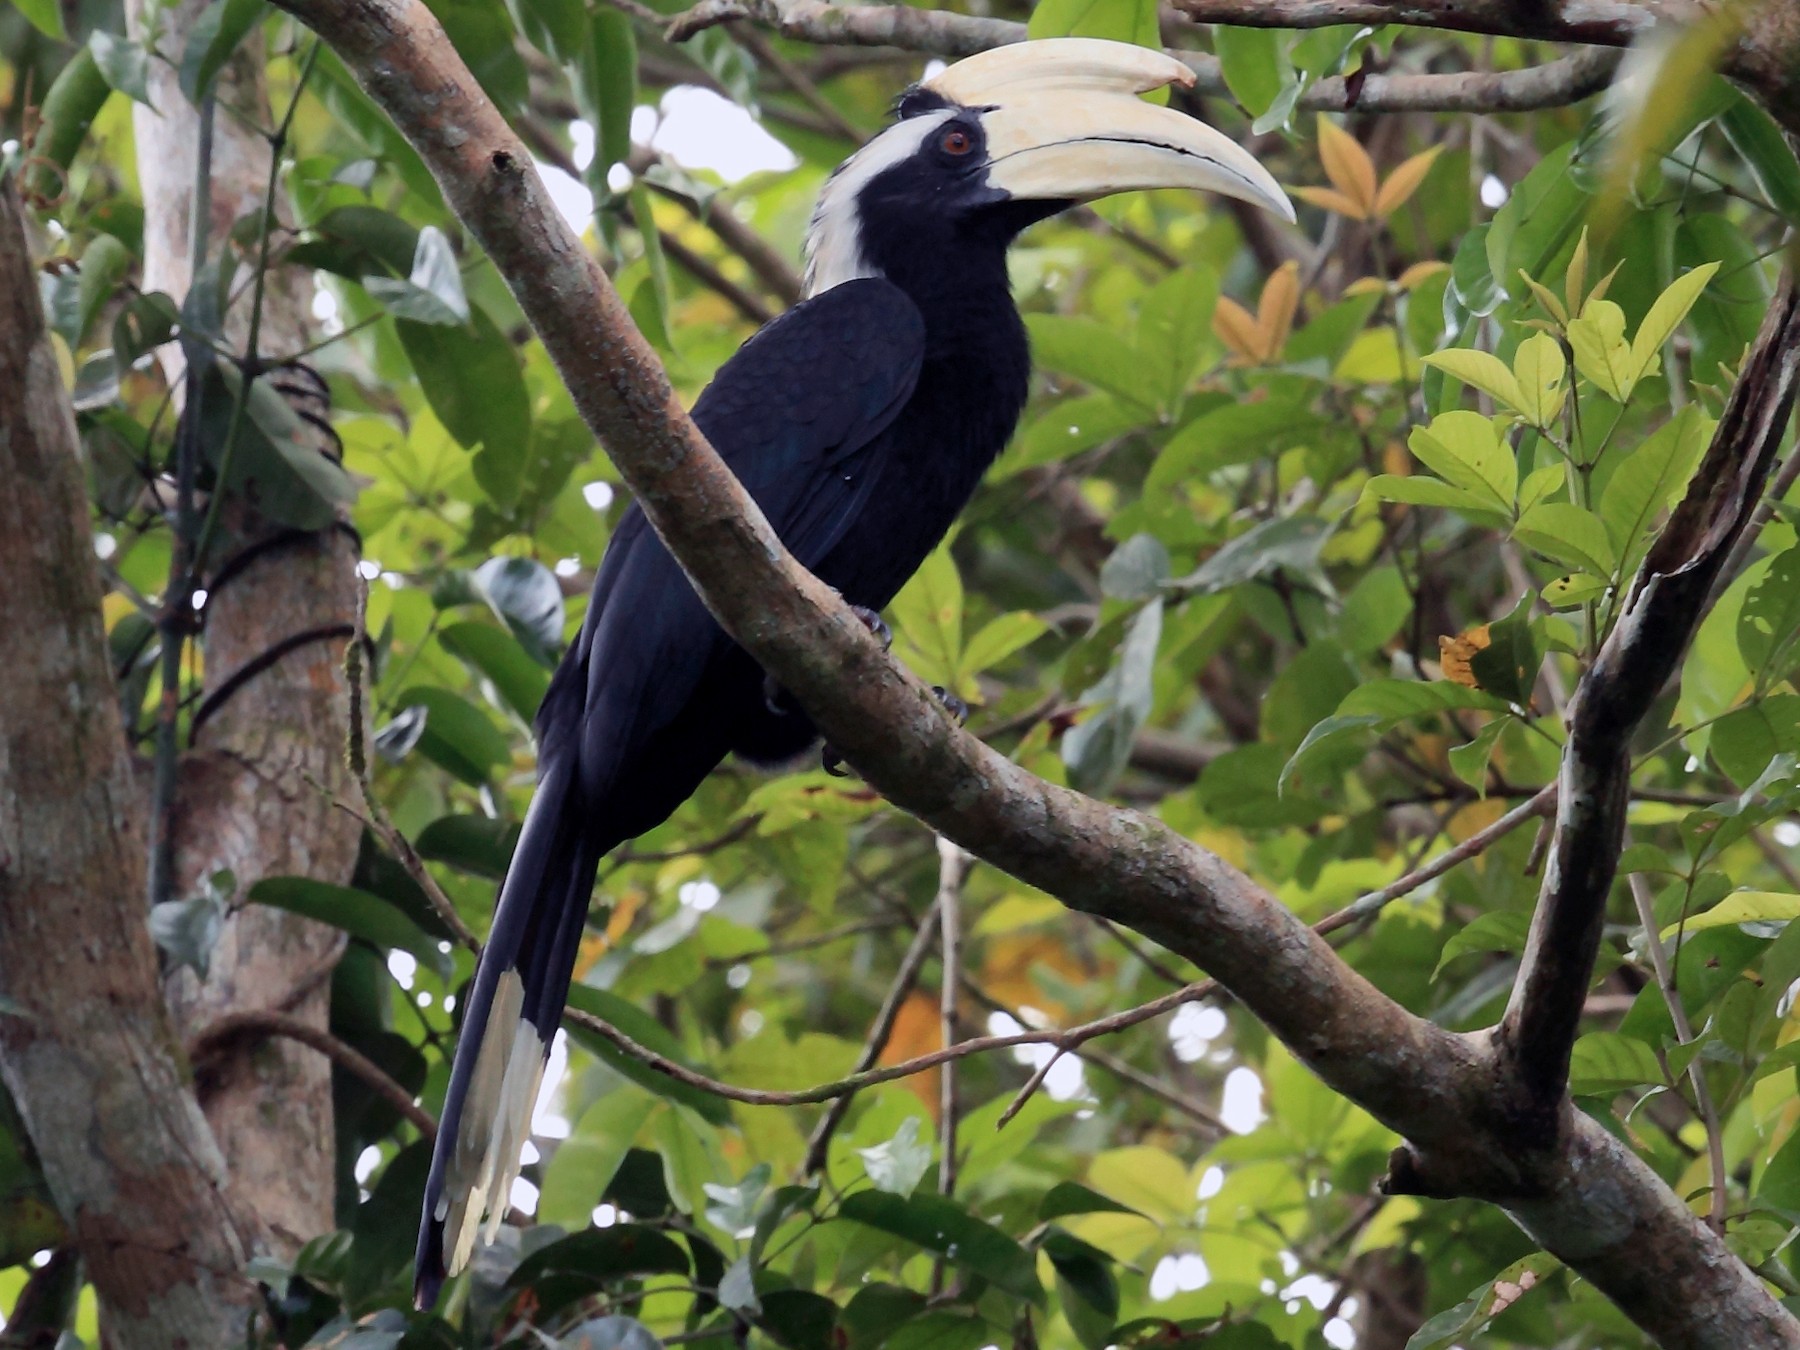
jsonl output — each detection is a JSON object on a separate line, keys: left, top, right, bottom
{"left": 821, "top": 685, "right": 968, "bottom": 778}
{"left": 849, "top": 605, "right": 892, "bottom": 651}
{"left": 931, "top": 686, "right": 970, "bottom": 724}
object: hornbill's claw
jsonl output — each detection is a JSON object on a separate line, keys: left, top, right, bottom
{"left": 849, "top": 605, "right": 892, "bottom": 651}
{"left": 931, "top": 686, "right": 970, "bottom": 725}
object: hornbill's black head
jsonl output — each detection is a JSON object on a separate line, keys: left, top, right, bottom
{"left": 803, "top": 38, "right": 1294, "bottom": 299}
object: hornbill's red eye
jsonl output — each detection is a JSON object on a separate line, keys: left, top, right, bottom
{"left": 941, "top": 128, "right": 973, "bottom": 156}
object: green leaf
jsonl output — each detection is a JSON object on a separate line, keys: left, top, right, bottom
{"left": 363, "top": 226, "right": 469, "bottom": 325}
{"left": 1511, "top": 333, "right": 1567, "bottom": 428}
{"left": 889, "top": 546, "right": 964, "bottom": 691}
{"left": 1362, "top": 475, "right": 1510, "bottom": 528}
{"left": 13, "top": 0, "right": 64, "bottom": 38}
{"left": 1002, "top": 393, "right": 1143, "bottom": 477}
{"left": 1711, "top": 697, "right": 1800, "bottom": 785}
{"left": 1044, "top": 1229, "right": 1120, "bottom": 1350}
{"left": 1038, "top": 1181, "right": 1145, "bottom": 1222}
{"left": 883, "top": 1313, "right": 991, "bottom": 1350}
{"left": 1406, "top": 411, "right": 1516, "bottom": 513}
{"left": 539, "top": 1091, "right": 658, "bottom": 1228}
{"left": 148, "top": 871, "right": 233, "bottom": 979}
{"left": 1598, "top": 406, "right": 1711, "bottom": 567}
{"left": 838, "top": 1191, "right": 1044, "bottom": 1305}
{"left": 470, "top": 556, "right": 567, "bottom": 666}
{"left": 1739, "top": 546, "right": 1800, "bottom": 689}
{"left": 88, "top": 31, "right": 154, "bottom": 108}
{"left": 1721, "top": 93, "right": 1800, "bottom": 224}
{"left": 414, "top": 814, "right": 517, "bottom": 878}
{"left": 1434, "top": 911, "right": 1532, "bottom": 976}
{"left": 1419, "top": 349, "right": 1526, "bottom": 417}
{"left": 1404, "top": 1254, "right": 1560, "bottom": 1350}
{"left": 563, "top": 986, "right": 734, "bottom": 1124}
{"left": 1027, "top": 0, "right": 1159, "bottom": 48}
{"left": 180, "top": 0, "right": 268, "bottom": 104}
{"left": 393, "top": 685, "right": 512, "bottom": 785}
{"left": 1631, "top": 262, "right": 1720, "bottom": 383}
{"left": 1025, "top": 315, "right": 1160, "bottom": 412}
{"left": 394, "top": 305, "right": 533, "bottom": 502}
{"left": 1568, "top": 1031, "right": 1665, "bottom": 1093}
{"left": 1173, "top": 516, "right": 1333, "bottom": 596}
{"left": 1284, "top": 680, "right": 1503, "bottom": 795}
{"left": 1567, "top": 300, "right": 1637, "bottom": 402}
{"left": 1214, "top": 27, "right": 1288, "bottom": 117}
{"left": 506, "top": 1224, "right": 690, "bottom": 1316}
{"left": 1146, "top": 396, "right": 1320, "bottom": 485}
{"left": 858, "top": 1118, "right": 933, "bottom": 1195}
{"left": 1662, "top": 891, "right": 1800, "bottom": 940}
{"left": 248, "top": 877, "right": 451, "bottom": 979}
{"left": 1063, "top": 599, "right": 1161, "bottom": 794}
{"left": 197, "top": 363, "right": 358, "bottom": 531}
{"left": 577, "top": 9, "right": 639, "bottom": 182}
{"left": 1514, "top": 503, "right": 1616, "bottom": 579}
{"left": 1468, "top": 598, "right": 1540, "bottom": 706}
{"left": 1137, "top": 266, "right": 1219, "bottom": 413}
{"left": 1098, "top": 534, "right": 1170, "bottom": 602}
{"left": 438, "top": 621, "right": 551, "bottom": 722}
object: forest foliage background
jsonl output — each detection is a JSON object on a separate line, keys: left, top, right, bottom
{"left": 4, "top": 0, "right": 1800, "bottom": 1345}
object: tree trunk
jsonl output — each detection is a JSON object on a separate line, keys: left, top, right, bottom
{"left": 0, "top": 173, "right": 260, "bottom": 1350}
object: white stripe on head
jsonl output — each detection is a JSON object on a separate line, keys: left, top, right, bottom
{"left": 803, "top": 109, "right": 955, "bottom": 297}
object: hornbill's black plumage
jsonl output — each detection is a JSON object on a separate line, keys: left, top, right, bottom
{"left": 414, "top": 38, "right": 1289, "bottom": 1307}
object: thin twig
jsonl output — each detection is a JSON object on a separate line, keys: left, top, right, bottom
{"left": 1628, "top": 875, "right": 1727, "bottom": 1233}
{"left": 188, "top": 1009, "right": 437, "bottom": 1139}
{"left": 937, "top": 839, "right": 970, "bottom": 1199}
{"left": 346, "top": 580, "right": 479, "bottom": 951}
{"left": 1315, "top": 785, "right": 1557, "bottom": 936}
{"left": 800, "top": 897, "right": 942, "bottom": 1175}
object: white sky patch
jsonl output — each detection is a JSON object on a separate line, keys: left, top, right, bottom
{"left": 1776, "top": 821, "right": 1800, "bottom": 847}
{"left": 1149, "top": 1252, "right": 1210, "bottom": 1300}
{"left": 510, "top": 1174, "right": 540, "bottom": 1216}
{"left": 1324, "top": 1317, "right": 1357, "bottom": 1349}
{"left": 727, "top": 962, "right": 752, "bottom": 989}
{"left": 531, "top": 1029, "right": 572, "bottom": 1140}
{"left": 921, "top": 59, "right": 947, "bottom": 81}
{"left": 1195, "top": 1165, "right": 1224, "bottom": 1200}
{"left": 572, "top": 120, "right": 598, "bottom": 172}
{"left": 593, "top": 1202, "right": 621, "bottom": 1227}
{"left": 358, "top": 558, "right": 382, "bottom": 580}
{"left": 1283, "top": 1273, "right": 1338, "bottom": 1311}
{"left": 94, "top": 532, "right": 117, "bottom": 560}
{"left": 648, "top": 87, "right": 797, "bottom": 183}
{"left": 1479, "top": 173, "right": 1508, "bottom": 208}
{"left": 387, "top": 950, "right": 416, "bottom": 990}
{"left": 311, "top": 283, "right": 340, "bottom": 327}
{"left": 355, "top": 1144, "right": 383, "bottom": 1184}
{"left": 1169, "top": 1003, "right": 1227, "bottom": 1063}
{"left": 987, "top": 1011, "right": 1089, "bottom": 1101}
{"left": 1220, "top": 1066, "right": 1267, "bottom": 1134}
{"left": 680, "top": 879, "right": 721, "bottom": 911}
{"left": 555, "top": 556, "right": 583, "bottom": 578}
{"left": 540, "top": 159, "right": 597, "bottom": 233}
{"left": 740, "top": 1008, "right": 765, "bottom": 1036}
{"left": 583, "top": 480, "right": 616, "bottom": 512}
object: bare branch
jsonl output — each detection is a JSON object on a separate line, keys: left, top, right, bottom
{"left": 663, "top": 0, "right": 1625, "bottom": 114}
{"left": 1500, "top": 278, "right": 1800, "bottom": 1111}
{"left": 1167, "top": 0, "right": 1661, "bottom": 44}
{"left": 189, "top": 1010, "right": 437, "bottom": 1140}
{"left": 937, "top": 840, "right": 970, "bottom": 1198}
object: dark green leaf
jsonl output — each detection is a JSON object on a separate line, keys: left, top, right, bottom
{"left": 1038, "top": 1181, "right": 1144, "bottom": 1222}
{"left": 471, "top": 556, "right": 566, "bottom": 665}
{"left": 395, "top": 306, "right": 533, "bottom": 501}
{"left": 180, "top": 0, "right": 269, "bottom": 104}
{"left": 438, "top": 622, "right": 552, "bottom": 721}
{"left": 837, "top": 1191, "right": 1043, "bottom": 1305}
{"left": 249, "top": 877, "right": 451, "bottom": 979}
{"left": 563, "top": 986, "right": 734, "bottom": 1124}
{"left": 414, "top": 814, "right": 518, "bottom": 879}
{"left": 392, "top": 685, "right": 512, "bottom": 786}
{"left": 506, "top": 1225, "right": 690, "bottom": 1317}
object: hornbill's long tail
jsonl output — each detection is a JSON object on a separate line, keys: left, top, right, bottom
{"left": 413, "top": 757, "right": 608, "bottom": 1309}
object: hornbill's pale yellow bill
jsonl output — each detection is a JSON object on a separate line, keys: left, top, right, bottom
{"left": 926, "top": 39, "right": 1294, "bottom": 221}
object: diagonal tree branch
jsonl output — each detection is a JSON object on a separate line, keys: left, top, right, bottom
{"left": 263, "top": 2, "right": 1800, "bottom": 1343}
{"left": 1497, "top": 277, "right": 1800, "bottom": 1111}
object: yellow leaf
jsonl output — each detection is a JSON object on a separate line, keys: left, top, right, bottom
{"left": 1211, "top": 295, "right": 1262, "bottom": 362}
{"left": 1397, "top": 261, "right": 1450, "bottom": 291}
{"left": 1373, "top": 145, "right": 1442, "bottom": 219}
{"left": 1343, "top": 277, "right": 1387, "bottom": 297}
{"left": 1316, "top": 114, "right": 1378, "bottom": 218}
{"left": 1292, "top": 185, "right": 1369, "bottom": 220}
{"left": 1565, "top": 227, "right": 1590, "bottom": 318}
{"left": 1631, "top": 261, "right": 1720, "bottom": 383}
{"left": 1419, "top": 348, "right": 1527, "bottom": 415}
{"left": 1567, "top": 299, "right": 1636, "bottom": 401}
{"left": 1255, "top": 261, "right": 1300, "bottom": 361}
{"left": 1439, "top": 627, "right": 1491, "bottom": 688}
{"left": 1519, "top": 273, "right": 1568, "bottom": 325}
{"left": 1512, "top": 332, "right": 1568, "bottom": 429}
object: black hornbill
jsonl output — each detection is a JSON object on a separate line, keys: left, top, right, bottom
{"left": 415, "top": 37, "right": 1289, "bottom": 1307}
